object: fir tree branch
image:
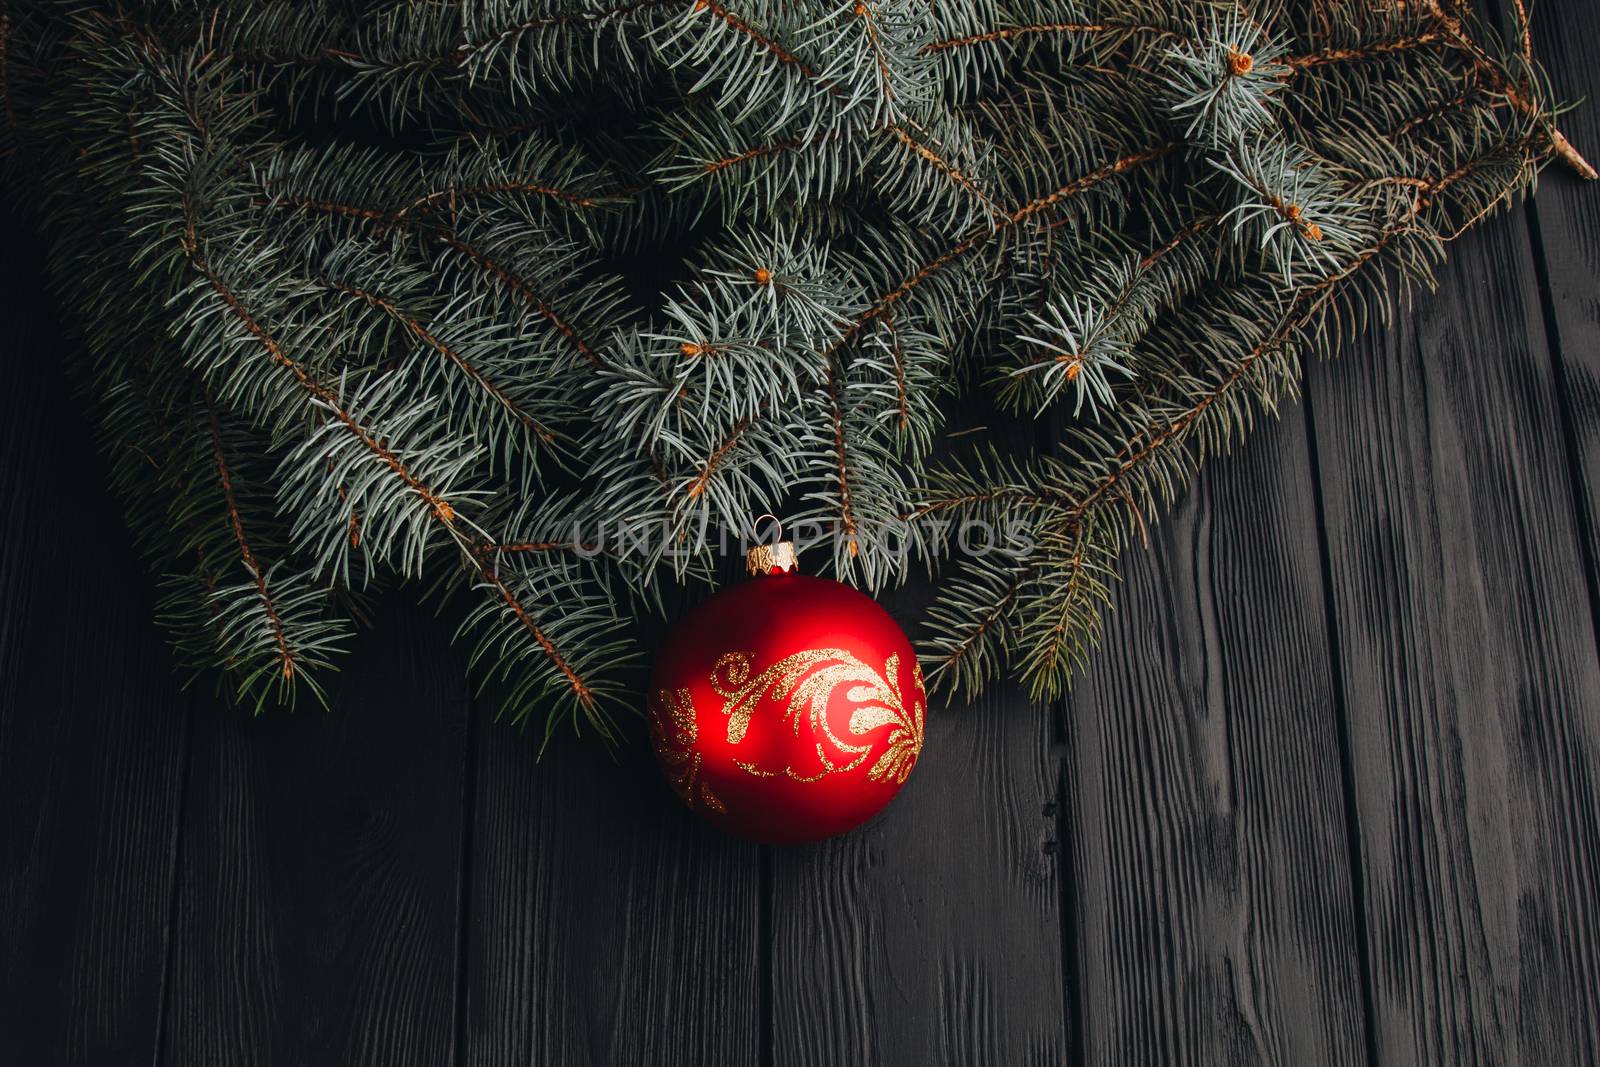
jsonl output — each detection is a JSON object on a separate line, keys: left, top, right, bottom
{"left": 183, "top": 225, "right": 608, "bottom": 715}
{"left": 673, "top": 0, "right": 996, "bottom": 212}
{"left": 1069, "top": 309, "right": 1302, "bottom": 525}
{"left": 1061, "top": 154, "right": 1484, "bottom": 533}
{"left": 824, "top": 361, "right": 860, "bottom": 557}
{"left": 910, "top": 485, "right": 1071, "bottom": 517}
{"left": 853, "top": 0, "right": 895, "bottom": 105}
{"left": 1281, "top": 32, "right": 1448, "bottom": 71}
{"left": 480, "top": 562, "right": 599, "bottom": 711}
{"left": 1427, "top": 6, "right": 1596, "bottom": 178}
{"left": 1389, "top": 84, "right": 1481, "bottom": 139}
{"left": 928, "top": 572, "right": 1020, "bottom": 674}
{"left": 323, "top": 279, "right": 560, "bottom": 445}
{"left": 396, "top": 180, "right": 603, "bottom": 218}
{"left": 6, "top": 0, "right": 1579, "bottom": 722}
{"left": 888, "top": 122, "right": 1005, "bottom": 220}
{"left": 693, "top": 0, "right": 816, "bottom": 74}
{"left": 686, "top": 414, "right": 753, "bottom": 499}
{"left": 1030, "top": 537, "right": 1087, "bottom": 681}
{"left": 829, "top": 144, "right": 1173, "bottom": 360}
{"left": 926, "top": 3, "right": 1590, "bottom": 178}
{"left": 1282, "top": 1, "right": 1594, "bottom": 178}
{"left": 921, "top": 21, "right": 1180, "bottom": 53}
{"left": 700, "top": 138, "right": 803, "bottom": 173}
{"left": 182, "top": 233, "right": 461, "bottom": 524}
{"left": 883, "top": 310, "right": 909, "bottom": 431}
{"left": 220, "top": 0, "right": 670, "bottom": 71}
{"left": 266, "top": 196, "right": 610, "bottom": 369}
{"left": 459, "top": 0, "right": 673, "bottom": 64}
{"left": 827, "top": 230, "right": 991, "bottom": 355}
{"left": 205, "top": 389, "right": 296, "bottom": 681}
{"left": 1008, "top": 143, "right": 1175, "bottom": 223}
{"left": 438, "top": 234, "right": 609, "bottom": 369}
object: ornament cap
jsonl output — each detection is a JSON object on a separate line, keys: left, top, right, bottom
{"left": 746, "top": 540, "right": 797, "bottom": 576}
{"left": 746, "top": 513, "right": 797, "bottom": 576}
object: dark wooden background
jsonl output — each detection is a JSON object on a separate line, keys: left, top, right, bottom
{"left": 4, "top": 9, "right": 1600, "bottom": 1066}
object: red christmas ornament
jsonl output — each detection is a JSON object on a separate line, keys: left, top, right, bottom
{"left": 648, "top": 533, "right": 926, "bottom": 843}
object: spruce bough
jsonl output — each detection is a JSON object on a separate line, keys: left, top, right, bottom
{"left": 0, "top": 0, "right": 1585, "bottom": 742}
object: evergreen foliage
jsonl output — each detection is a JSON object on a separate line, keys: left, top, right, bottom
{"left": 0, "top": 0, "right": 1585, "bottom": 738}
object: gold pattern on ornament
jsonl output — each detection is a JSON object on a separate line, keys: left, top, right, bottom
{"left": 649, "top": 687, "right": 725, "bottom": 813}
{"left": 653, "top": 647, "right": 926, "bottom": 808}
{"left": 710, "top": 647, "right": 925, "bottom": 784}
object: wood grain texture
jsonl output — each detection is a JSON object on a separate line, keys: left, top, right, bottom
{"left": 1305, "top": 207, "right": 1600, "bottom": 1063}
{"left": 1063, "top": 405, "right": 1370, "bottom": 1066}
{"left": 763, "top": 382, "right": 1067, "bottom": 1067}
{"left": 160, "top": 600, "right": 470, "bottom": 1067}
{"left": 1524, "top": 2, "right": 1600, "bottom": 625}
{"left": 461, "top": 715, "right": 761, "bottom": 1066}
{"left": 768, "top": 657, "right": 1067, "bottom": 1067}
{"left": 9, "top": 5, "right": 1600, "bottom": 1061}
{"left": 0, "top": 211, "right": 191, "bottom": 1067}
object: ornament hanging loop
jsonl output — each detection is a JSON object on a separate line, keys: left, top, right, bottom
{"left": 751, "top": 512, "right": 783, "bottom": 544}
{"left": 746, "top": 512, "right": 797, "bottom": 576}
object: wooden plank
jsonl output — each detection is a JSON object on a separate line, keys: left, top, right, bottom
{"left": 763, "top": 382, "right": 1068, "bottom": 1064}
{"left": 160, "top": 600, "right": 470, "bottom": 1067}
{"left": 768, "top": 656, "right": 1068, "bottom": 1066}
{"left": 1305, "top": 199, "right": 1600, "bottom": 1062}
{"left": 0, "top": 212, "right": 190, "bottom": 1065}
{"left": 461, "top": 707, "right": 762, "bottom": 1066}
{"left": 1063, "top": 405, "right": 1370, "bottom": 1065}
{"left": 1524, "top": 1, "right": 1600, "bottom": 623}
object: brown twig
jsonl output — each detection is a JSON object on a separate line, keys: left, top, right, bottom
{"left": 441, "top": 236, "right": 608, "bottom": 370}
{"left": 204, "top": 391, "right": 296, "bottom": 680}
{"left": 1058, "top": 150, "right": 1500, "bottom": 532}
{"left": 266, "top": 196, "right": 610, "bottom": 366}
{"left": 1420, "top": 0, "right": 1595, "bottom": 179}
{"left": 921, "top": 21, "right": 1179, "bottom": 53}
{"left": 693, "top": 0, "right": 817, "bottom": 75}
{"left": 183, "top": 235, "right": 459, "bottom": 525}
{"left": 326, "top": 279, "right": 559, "bottom": 444}
{"left": 854, "top": 1, "right": 895, "bottom": 105}
{"left": 396, "top": 180, "right": 602, "bottom": 220}
{"left": 701, "top": 139, "right": 802, "bottom": 174}
{"left": 685, "top": 416, "right": 752, "bottom": 499}
{"left": 1008, "top": 144, "right": 1175, "bottom": 223}
{"left": 1139, "top": 214, "right": 1219, "bottom": 270}
{"left": 888, "top": 122, "right": 1007, "bottom": 220}
{"left": 1508, "top": 0, "right": 1533, "bottom": 62}
{"left": 184, "top": 225, "right": 601, "bottom": 712}
{"left": 495, "top": 539, "right": 603, "bottom": 555}
{"left": 483, "top": 567, "right": 597, "bottom": 710}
